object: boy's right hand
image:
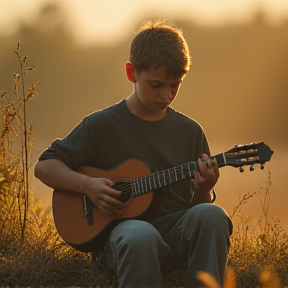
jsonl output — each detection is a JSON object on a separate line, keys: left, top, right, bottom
{"left": 34, "top": 159, "right": 124, "bottom": 214}
{"left": 81, "top": 176, "right": 124, "bottom": 214}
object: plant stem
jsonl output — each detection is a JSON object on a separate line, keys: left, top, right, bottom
{"left": 17, "top": 43, "right": 29, "bottom": 241}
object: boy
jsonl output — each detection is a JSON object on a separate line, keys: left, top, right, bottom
{"left": 34, "top": 20, "right": 233, "bottom": 288}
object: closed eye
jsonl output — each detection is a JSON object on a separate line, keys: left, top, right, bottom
{"left": 150, "top": 83, "right": 162, "bottom": 89}
{"left": 149, "top": 81, "right": 182, "bottom": 89}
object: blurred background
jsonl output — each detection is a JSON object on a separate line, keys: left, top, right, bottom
{"left": 1, "top": 0, "right": 287, "bottom": 227}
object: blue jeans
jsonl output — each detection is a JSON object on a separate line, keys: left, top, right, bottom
{"left": 97, "top": 203, "right": 233, "bottom": 288}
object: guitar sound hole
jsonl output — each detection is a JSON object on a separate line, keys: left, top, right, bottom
{"left": 112, "top": 181, "right": 133, "bottom": 203}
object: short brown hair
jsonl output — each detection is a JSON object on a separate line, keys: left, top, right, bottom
{"left": 130, "top": 19, "right": 192, "bottom": 78}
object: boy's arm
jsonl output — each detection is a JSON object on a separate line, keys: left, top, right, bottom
{"left": 34, "top": 159, "right": 124, "bottom": 213}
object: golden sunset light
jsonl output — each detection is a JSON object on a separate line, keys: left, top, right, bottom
{"left": 1, "top": 0, "right": 287, "bottom": 224}
{"left": 1, "top": 0, "right": 288, "bottom": 286}
{"left": 1, "top": 0, "right": 288, "bottom": 45}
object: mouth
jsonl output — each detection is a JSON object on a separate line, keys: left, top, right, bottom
{"left": 156, "top": 100, "right": 171, "bottom": 105}
{"left": 155, "top": 102, "right": 170, "bottom": 109}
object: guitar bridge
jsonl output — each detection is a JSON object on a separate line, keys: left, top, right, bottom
{"left": 82, "top": 195, "right": 94, "bottom": 226}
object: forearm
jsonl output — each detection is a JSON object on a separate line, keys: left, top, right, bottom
{"left": 34, "top": 158, "right": 89, "bottom": 193}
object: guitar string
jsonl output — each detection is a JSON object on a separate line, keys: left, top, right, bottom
{"left": 115, "top": 158, "right": 262, "bottom": 197}
{"left": 113, "top": 165, "right": 197, "bottom": 196}
{"left": 110, "top": 151, "right": 265, "bottom": 196}
{"left": 113, "top": 169, "right": 193, "bottom": 193}
{"left": 114, "top": 165, "right": 197, "bottom": 191}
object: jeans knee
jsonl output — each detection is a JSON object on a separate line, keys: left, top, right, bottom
{"left": 189, "top": 203, "right": 233, "bottom": 234}
{"left": 197, "top": 203, "right": 227, "bottom": 218}
{"left": 99, "top": 220, "right": 169, "bottom": 274}
{"left": 112, "top": 220, "right": 164, "bottom": 250}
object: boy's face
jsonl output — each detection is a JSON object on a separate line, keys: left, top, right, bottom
{"left": 126, "top": 64, "right": 185, "bottom": 120}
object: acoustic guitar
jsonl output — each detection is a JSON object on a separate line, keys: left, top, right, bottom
{"left": 53, "top": 142, "right": 273, "bottom": 252}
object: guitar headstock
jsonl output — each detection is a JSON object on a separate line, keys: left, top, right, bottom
{"left": 216, "top": 142, "right": 273, "bottom": 172}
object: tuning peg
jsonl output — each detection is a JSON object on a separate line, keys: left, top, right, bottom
{"left": 261, "top": 164, "right": 265, "bottom": 170}
{"left": 239, "top": 167, "right": 244, "bottom": 173}
{"left": 249, "top": 166, "right": 254, "bottom": 171}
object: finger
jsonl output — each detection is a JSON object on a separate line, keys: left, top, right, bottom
{"left": 107, "top": 187, "right": 122, "bottom": 199}
{"left": 193, "top": 171, "right": 200, "bottom": 181}
{"left": 98, "top": 197, "right": 124, "bottom": 213}
{"left": 205, "top": 157, "right": 213, "bottom": 169}
{"left": 210, "top": 157, "right": 218, "bottom": 167}
{"left": 101, "top": 179, "right": 122, "bottom": 198}
{"left": 198, "top": 158, "right": 210, "bottom": 175}
{"left": 198, "top": 158, "right": 219, "bottom": 182}
{"left": 208, "top": 157, "right": 219, "bottom": 176}
{"left": 200, "top": 155, "right": 213, "bottom": 169}
{"left": 198, "top": 157, "right": 207, "bottom": 168}
{"left": 102, "top": 193, "right": 123, "bottom": 206}
{"left": 197, "top": 162, "right": 205, "bottom": 178}
{"left": 102, "top": 177, "right": 115, "bottom": 187}
{"left": 213, "top": 164, "right": 220, "bottom": 178}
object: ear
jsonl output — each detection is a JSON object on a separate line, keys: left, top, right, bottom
{"left": 126, "top": 62, "right": 136, "bottom": 83}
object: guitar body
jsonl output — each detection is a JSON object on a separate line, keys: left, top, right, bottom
{"left": 52, "top": 159, "right": 153, "bottom": 252}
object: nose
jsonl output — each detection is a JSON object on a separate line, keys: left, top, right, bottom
{"left": 160, "top": 87, "right": 173, "bottom": 101}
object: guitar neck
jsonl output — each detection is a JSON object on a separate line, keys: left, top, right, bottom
{"left": 132, "top": 153, "right": 225, "bottom": 196}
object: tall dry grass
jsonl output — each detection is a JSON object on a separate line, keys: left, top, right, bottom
{"left": 227, "top": 171, "right": 288, "bottom": 288}
{"left": 0, "top": 42, "right": 96, "bottom": 287}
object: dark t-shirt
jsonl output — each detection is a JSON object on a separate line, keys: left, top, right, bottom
{"left": 39, "top": 99, "right": 210, "bottom": 235}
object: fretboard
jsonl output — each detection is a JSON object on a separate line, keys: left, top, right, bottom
{"left": 132, "top": 153, "right": 225, "bottom": 196}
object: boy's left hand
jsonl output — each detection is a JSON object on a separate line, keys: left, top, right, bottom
{"left": 192, "top": 153, "right": 219, "bottom": 196}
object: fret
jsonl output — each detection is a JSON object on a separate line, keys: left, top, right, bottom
{"left": 131, "top": 180, "right": 134, "bottom": 196}
{"left": 148, "top": 175, "right": 152, "bottom": 190}
{"left": 133, "top": 179, "right": 138, "bottom": 195}
{"left": 138, "top": 179, "right": 141, "bottom": 195}
{"left": 150, "top": 174, "right": 155, "bottom": 190}
{"left": 183, "top": 164, "right": 187, "bottom": 178}
{"left": 136, "top": 179, "right": 140, "bottom": 195}
{"left": 143, "top": 176, "right": 147, "bottom": 193}
{"left": 163, "top": 170, "right": 166, "bottom": 186}
{"left": 188, "top": 162, "right": 197, "bottom": 177}
{"left": 188, "top": 163, "right": 191, "bottom": 177}
{"left": 181, "top": 165, "right": 184, "bottom": 179}
{"left": 174, "top": 167, "right": 177, "bottom": 181}
{"left": 131, "top": 180, "right": 134, "bottom": 195}
{"left": 156, "top": 172, "right": 160, "bottom": 188}
{"left": 168, "top": 168, "right": 172, "bottom": 184}
{"left": 140, "top": 177, "right": 144, "bottom": 193}
{"left": 186, "top": 164, "right": 189, "bottom": 178}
